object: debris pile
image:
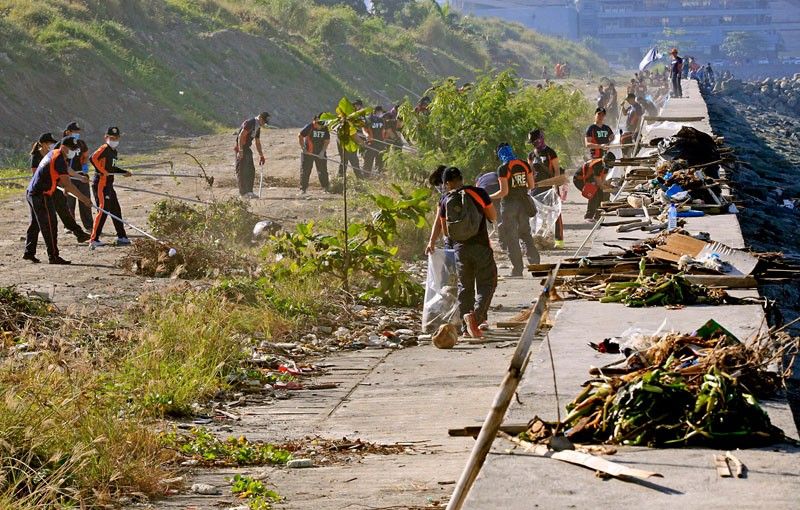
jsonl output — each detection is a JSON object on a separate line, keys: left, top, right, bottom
{"left": 561, "top": 258, "right": 743, "bottom": 307}
{"left": 279, "top": 436, "right": 410, "bottom": 466}
{"left": 529, "top": 321, "right": 799, "bottom": 448}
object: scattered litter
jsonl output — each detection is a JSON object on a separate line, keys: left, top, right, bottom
{"left": 191, "top": 483, "right": 221, "bottom": 495}
{"left": 286, "top": 458, "right": 313, "bottom": 468}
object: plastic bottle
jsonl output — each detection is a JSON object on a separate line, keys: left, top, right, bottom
{"left": 667, "top": 203, "right": 678, "bottom": 231}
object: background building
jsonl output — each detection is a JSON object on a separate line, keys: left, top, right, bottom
{"left": 452, "top": 0, "right": 579, "bottom": 39}
{"left": 449, "top": 0, "right": 798, "bottom": 64}
{"left": 577, "top": 0, "right": 780, "bottom": 62}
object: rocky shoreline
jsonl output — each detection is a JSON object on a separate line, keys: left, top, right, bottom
{"left": 705, "top": 82, "right": 800, "bottom": 421}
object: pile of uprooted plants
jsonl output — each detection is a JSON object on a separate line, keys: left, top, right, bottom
{"left": 526, "top": 320, "right": 799, "bottom": 448}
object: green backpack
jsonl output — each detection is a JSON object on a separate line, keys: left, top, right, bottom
{"left": 445, "top": 188, "right": 484, "bottom": 241}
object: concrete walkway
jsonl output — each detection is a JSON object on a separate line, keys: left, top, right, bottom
{"left": 463, "top": 80, "right": 800, "bottom": 509}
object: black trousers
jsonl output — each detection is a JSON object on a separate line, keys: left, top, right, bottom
{"left": 52, "top": 188, "right": 87, "bottom": 238}
{"left": 300, "top": 152, "right": 330, "bottom": 191}
{"left": 362, "top": 144, "right": 385, "bottom": 175}
{"left": 499, "top": 198, "right": 540, "bottom": 274}
{"left": 91, "top": 181, "right": 127, "bottom": 241}
{"left": 236, "top": 148, "right": 256, "bottom": 195}
{"left": 337, "top": 141, "right": 363, "bottom": 178}
{"left": 454, "top": 243, "right": 497, "bottom": 328}
{"left": 65, "top": 178, "right": 93, "bottom": 230}
{"left": 25, "top": 192, "right": 59, "bottom": 260}
{"left": 671, "top": 74, "right": 682, "bottom": 97}
{"left": 585, "top": 189, "right": 610, "bottom": 220}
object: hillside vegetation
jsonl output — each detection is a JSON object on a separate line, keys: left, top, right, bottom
{"left": 0, "top": 0, "right": 605, "bottom": 153}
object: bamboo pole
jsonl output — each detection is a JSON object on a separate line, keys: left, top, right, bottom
{"left": 446, "top": 264, "right": 560, "bottom": 510}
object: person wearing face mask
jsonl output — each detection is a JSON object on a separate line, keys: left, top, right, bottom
{"left": 89, "top": 127, "right": 132, "bottom": 249}
{"left": 527, "top": 129, "right": 564, "bottom": 249}
{"left": 490, "top": 143, "right": 539, "bottom": 277}
{"left": 61, "top": 122, "right": 94, "bottom": 232}
{"left": 29, "top": 132, "right": 58, "bottom": 172}
{"left": 39, "top": 132, "right": 92, "bottom": 244}
{"left": 24, "top": 137, "right": 94, "bottom": 264}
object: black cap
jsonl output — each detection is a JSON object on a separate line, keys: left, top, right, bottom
{"left": 528, "top": 129, "right": 543, "bottom": 143}
{"left": 374, "top": 105, "right": 384, "bottom": 112}
{"left": 38, "top": 132, "right": 58, "bottom": 144}
{"left": 60, "top": 137, "right": 79, "bottom": 149}
{"left": 602, "top": 152, "right": 616, "bottom": 167}
{"left": 258, "top": 111, "right": 270, "bottom": 121}
{"left": 428, "top": 165, "right": 447, "bottom": 187}
{"left": 595, "top": 107, "right": 607, "bottom": 114}
{"left": 443, "top": 166, "right": 462, "bottom": 183}
{"left": 65, "top": 121, "right": 81, "bottom": 132}
{"left": 106, "top": 126, "right": 120, "bottom": 137}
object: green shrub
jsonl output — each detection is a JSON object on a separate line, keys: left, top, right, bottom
{"left": 397, "top": 70, "right": 592, "bottom": 180}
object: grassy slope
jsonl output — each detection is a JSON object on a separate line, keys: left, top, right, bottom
{"left": 0, "top": 0, "right": 605, "bottom": 154}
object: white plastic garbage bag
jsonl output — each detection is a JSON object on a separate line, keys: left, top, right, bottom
{"left": 530, "top": 188, "right": 562, "bottom": 238}
{"left": 422, "top": 249, "right": 459, "bottom": 333}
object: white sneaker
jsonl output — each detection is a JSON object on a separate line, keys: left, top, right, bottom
{"left": 116, "top": 237, "right": 131, "bottom": 246}
{"left": 89, "top": 240, "right": 105, "bottom": 250}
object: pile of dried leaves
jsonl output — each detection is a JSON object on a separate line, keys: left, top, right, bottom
{"left": 528, "top": 321, "right": 799, "bottom": 448}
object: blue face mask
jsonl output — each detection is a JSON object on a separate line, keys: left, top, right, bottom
{"left": 497, "top": 144, "right": 516, "bottom": 163}
{"left": 71, "top": 133, "right": 80, "bottom": 140}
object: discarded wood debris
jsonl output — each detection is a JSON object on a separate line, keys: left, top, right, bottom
{"left": 497, "top": 432, "right": 663, "bottom": 481}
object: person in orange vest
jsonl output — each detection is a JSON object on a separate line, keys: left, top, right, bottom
{"left": 33, "top": 132, "right": 92, "bottom": 244}
{"left": 490, "top": 142, "right": 539, "bottom": 277}
{"left": 574, "top": 152, "right": 616, "bottom": 222}
{"left": 89, "top": 127, "right": 132, "bottom": 249}
{"left": 62, "top": 122, "right": 94, "bottom": 231}
{"left": 24, "top": 137, "right": 93, "bottom": 264}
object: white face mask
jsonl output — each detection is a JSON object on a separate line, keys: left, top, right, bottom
{"left": 66, "top": 149, "right": 78, "bottom": 159}
{"left": 107, "top": 140, "right": 119, "bottom": 149}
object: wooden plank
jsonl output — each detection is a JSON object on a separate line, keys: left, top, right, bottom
{"left": 644, "top": 115, "right": 706, "bottom": 122}
{"left": 498, "top": 432, "right": 663, "bottom": 480}
{"left": 664, "top": 233, "right": 708, "bottom": 255}
{"left": 448, "top": 423, "right": 530, "bottom": 438}
{"left": 684, "top": 275, "right": 758, "bottom": 288}
{"left": 649, "top": 248, "right": 682, "bottom": 263}
{"left": 714, "top": 454, "right": 733, "bottom": 477}
{"left": 496, "top": 321, "right": 526, "bottom": 329}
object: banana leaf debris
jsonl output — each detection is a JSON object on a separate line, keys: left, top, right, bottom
{"left": 525, "top": 320, "right": 799, "bottom": 448}
{"left": 564, "top": 258, "right": 747, "bottom": 307}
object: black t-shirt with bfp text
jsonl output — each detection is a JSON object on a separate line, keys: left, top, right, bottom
{"left": 438, "top": 185, "right": 492, "bottom": 248}
{"left": 586, "top": 124, "right": 614, "bottom": 158}
{"left": 497, "top": 159, "right": 532, "bottom": 200}
{"left": 367, "top": 114, "right": 386, "bottom": 143}
{"left": 299, "top": 123, "right": 330, "bottom": 154}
